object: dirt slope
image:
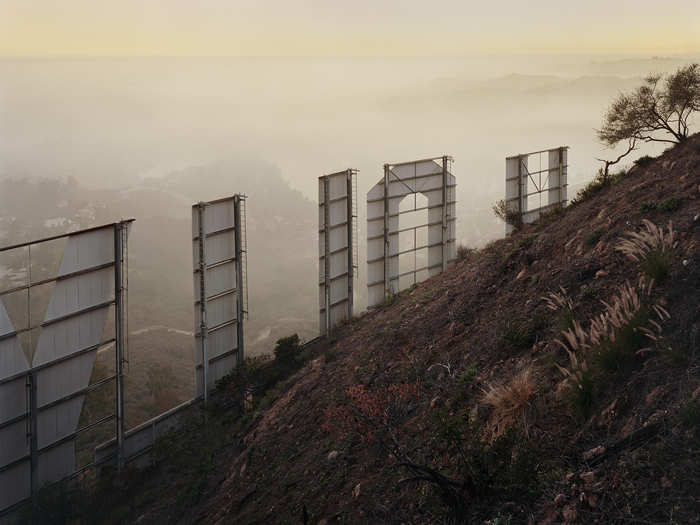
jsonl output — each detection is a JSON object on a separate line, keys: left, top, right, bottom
{"left": 56, "top": 136, "right": 699, "bottom": 525}
{"left": 174, "top": 136, "right": 699, "bottom": 525}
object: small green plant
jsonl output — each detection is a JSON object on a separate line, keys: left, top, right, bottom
{"left": 383, "top": 287, "right": 399, "bottom": 307}
{"left": 503, "top": 319, "right": 537, "bottom": 349}
{"left": 680, "top": 399, "right": 700, "bottom": 428}
{"left": 543, "top": 287, "right": 576, "bottom": 331}
{"left": 456, "top": 244, "right": 474, "bottom": 261}
{"left": 485, "top": 513, "right": 514, "bottom": 525}
{"left": 570, "top": 169, "right": 626, "bottom": 206}
{"left": 640, "top": 201, "right": 657, "bottom": 213}
{"left": 492, "top": 199, "right": 522, "bottom": 229}
{"left": 641, "top": 250, "right": 673, "bottom": 282}
{"left": 457, "top": 365, "right": 478, "bottom": 397}
{"left": 516, "top": 233, "right": 537, "bottom": 251}
{"left": 594, "top": 308, "right": 650, "bottom": 372}
{"left": 568, "top": 366, "right": 596, "bottom": 420}
{"left": 658, "top": 196, "right": 681, "bottom": 212}
{"left": 274, "top": 333, "right": 301, "bottom": 364}
{"left": 585, "top": 228, "right": 605, "bottom": 247}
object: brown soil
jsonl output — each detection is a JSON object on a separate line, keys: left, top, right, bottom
{"left": 81, "top": 136, "right": 700, "bottom": 525}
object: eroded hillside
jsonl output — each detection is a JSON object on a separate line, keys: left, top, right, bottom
{"left": 27, "top": 136, "right": 700, "bottom": 525}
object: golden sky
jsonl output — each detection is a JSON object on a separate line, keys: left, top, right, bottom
{"left": 1, "top": 0, "right": 698, "bottom": 57}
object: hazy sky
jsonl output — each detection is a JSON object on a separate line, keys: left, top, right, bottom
{"left": 1, "top": 0, "right": 698, "bottom": 57}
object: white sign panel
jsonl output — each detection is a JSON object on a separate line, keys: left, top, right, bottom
{"left": 319, "top": 170, "right": 356, "bottom": 335}
{"left": 192, "top": 196, "right": 245, "bottom": 400}
{"left": 0, "top": 223, "right": 126, "bottom": 513}
{"left": 367, "top": 157, "right": 456, "bottom": 308}
{"left": 505, "top": 147, "right": 568, "bottom": 234}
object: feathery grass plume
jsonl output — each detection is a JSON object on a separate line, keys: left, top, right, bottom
{"left": 616, "top": 219, "right": 678, "bottom": 282}
{"left": 543, "top": 286, "right": 574, "bottom": 312}
{"left": 543, "top": 286, "right": 577, "bottom": 331}
{"left": 553, "top": 277, "right": 669, "bottom": 415}
{"left": 482, "top": 367, "right": 536, "bottom": 439}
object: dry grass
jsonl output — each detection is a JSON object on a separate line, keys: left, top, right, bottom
{"left": 616, "top": 219, "right": 677, "bottom": 261}
{"left": 555, "top": 277, "right": 655, "bottom": 354}
{"left": 552, "top": 277, "right": 671, "bottom": 417}
{"left": 616, "top": 219, "right": 678, "bottom": 282}
{"left": 482, "top": 367, "right": 536, "bottom": 439}
{"left": 543, "top": 286, "right": 574, "bottom": 312}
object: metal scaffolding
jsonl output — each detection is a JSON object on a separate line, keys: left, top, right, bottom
{"left": 0, "top": 220, "right": 132, "bottom": 515}
{"left": 505, "top": 146, "right": 569, "bottom": 234}
{"left": 366, "top": 156, "right": 457, "bottom": 308}
{"left": 192, "top": 194, "right": 248, "bottom": 403}
{"left": 319, "top": 169, "right": 358, "bottom": 336}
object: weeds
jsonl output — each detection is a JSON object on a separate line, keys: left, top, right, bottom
{"left": 585, "top": 228, "right": 605, "bottom": 247}
{"left": 482, "top": 367, "right": 536, "bottom": 438}
{"left": 570, "top": 170, "right": 626, "bottom": 206}
{"left": 543, "top": 287, "right": 576, "bottom": 331}
{"left": 640, "top": 201, "right": 657, "bottom": 213}
{"left": 680, "top": 399, "right": 700, "bottom": 428}
{"left": 634, "top": 155, "right": 655, "bottom": 168}
{"left": 457, "top": 244, "right": 474, "bottom": 261}
{"left": 492, "top": 199, "right": 522, "bottom": 229}
{"left": 552, "top": 278, "right": 670, "bottom": 418}
{"left": 616, "top": 219, "right": 678, "bottom": 282}
{"left": 658, "top": 196, "right": 682, "bottom": 212}
{"left": 503, "top": 319, "right": 538, "bottom": 349}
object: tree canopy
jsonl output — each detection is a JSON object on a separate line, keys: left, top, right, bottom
{"left": 598, "top": 63, "right": 699, "bottom": 147}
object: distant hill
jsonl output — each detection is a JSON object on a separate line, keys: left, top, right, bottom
{"left": 0, "top": 159, "right": 319, "bottom": 427}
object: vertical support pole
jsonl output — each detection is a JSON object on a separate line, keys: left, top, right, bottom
{"left": 559, "top": 147, "right": 564, "bottom": 205}
{"left": 383, "top": 164, "right": 390, "bottom": 300}
{"left": 25, "top": 243, "right": 38, "bottom": 502}
{"left": 233, "top": 195, "right": 245, "bottom": 364}
{"left": 197, "top": 203, "right": 209, "bottom": 404}
{"left": 441, "top": 156, "right": 448, "bottom": 271}
{"left": 517, "top": 155, "right": 524, "bottom": 225}
{"left": 346, "top": 171, "right": 354, "bottom": 321}
{"left": 323, "top": 177, "right": 331, "bottom": 335}
{"left": 114, "top": 223, "right": 125, "bottom": 471}
{"left": 28, "top": 372, "right": 38, "bottom": 501}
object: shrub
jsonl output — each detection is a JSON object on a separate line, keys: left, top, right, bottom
{"left": 640, "top": 201, "right": 656, "bottom": 213}
{"left": 492, "top": 199, "right": 522, "bottom": 229}
{"left": 502, "top": 319, "right": 537, "bottom": 349}
{"left": 543, "top": 286, "right": 576, "bottom": 331}
{"left": 634, "top": 155, "right": 655, "bottom": 168}
{"left": 680, "top": 399, "right": 700, "bottom": 428}
{"left": 570, "top": 172, "right": 609, "bottom": 205}
{"left": 594, "top": 308, "right": 650, "bottom": 372}
{"left": 482, "top": 367, "right": 536, "bottom": 438}
{"left": 552, "top": 278, "right": 670, "bottom": 417}
{"left": 616, "top": 219, "right": 678, "bottom": 282}
{"left": 585, "top": 228, "right": 605, "bottom": 247}
{"left": 456, "top": 244, "right": 474, "bottom": 261}
{"left": 274, "top": 333, "right": 301, "bottom": 364}
{"left": 570, "top": 169, "right": 627, "bottom": 206}
{"left": 658, "top": 196, "right": 681, "bottom": 212}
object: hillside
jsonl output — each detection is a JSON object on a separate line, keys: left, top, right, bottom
{"left": 27, "top": 136, "right": 700, "bottom": 524}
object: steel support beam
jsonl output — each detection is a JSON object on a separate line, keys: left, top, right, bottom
{"left": 233, "top": 196, "right": 245, "bottom": 364}
{"left": 114, "top": 222, "right": 126, "bottom": 472}
{"left": 196, "top": 203, "right": 209, "bottom": 404}
{"left": 346, "top": 171, "right": 354, "bottom": 320}
{"left": 441, "top": 155, "right": 448, "bottom": 271}
{"left": 383, "top": 164, "right": 390, "bottom": 300}
{"left": 323, "top": 177, "right": 331, "bottom": 334}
